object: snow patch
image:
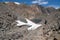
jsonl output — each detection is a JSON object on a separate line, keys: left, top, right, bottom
{"left": 14, "top": 2, "right": 21, "bottom": 5}
{"left": 5, "top": 2, "right": 9, "bottom": 3}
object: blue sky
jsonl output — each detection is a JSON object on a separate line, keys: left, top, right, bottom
{"left": 0, "top": 0, "right": 60, "bottom": 9}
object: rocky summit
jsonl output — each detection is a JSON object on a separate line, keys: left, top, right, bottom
{"left": 0, "top": 2, "right": 60, "bottom": 40}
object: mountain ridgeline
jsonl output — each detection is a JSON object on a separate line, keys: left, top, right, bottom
{"left": 0, "top": 2, "right": 59, "bottom": 19}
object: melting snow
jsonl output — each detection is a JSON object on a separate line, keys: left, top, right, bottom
{"left": 14, "top": 2, "right": 21, "bottom": 5}
{"left": 16, "top": 18, "right": 42, "bottom": 30}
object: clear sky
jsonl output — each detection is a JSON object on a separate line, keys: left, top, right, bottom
{"left": 0, "top": 0, "right": 60, "bottom": 9}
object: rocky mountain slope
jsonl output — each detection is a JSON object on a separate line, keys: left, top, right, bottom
{"left": 0, "top": 2, "right": 60, "bottom": 40}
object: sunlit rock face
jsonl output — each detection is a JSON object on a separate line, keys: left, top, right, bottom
{"left": 0, "top": 2, "right": 60, "bottom": 40}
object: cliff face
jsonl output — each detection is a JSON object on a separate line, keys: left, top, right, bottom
{"left": 0, "top": 2, "right": 60, "bottom": 40}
